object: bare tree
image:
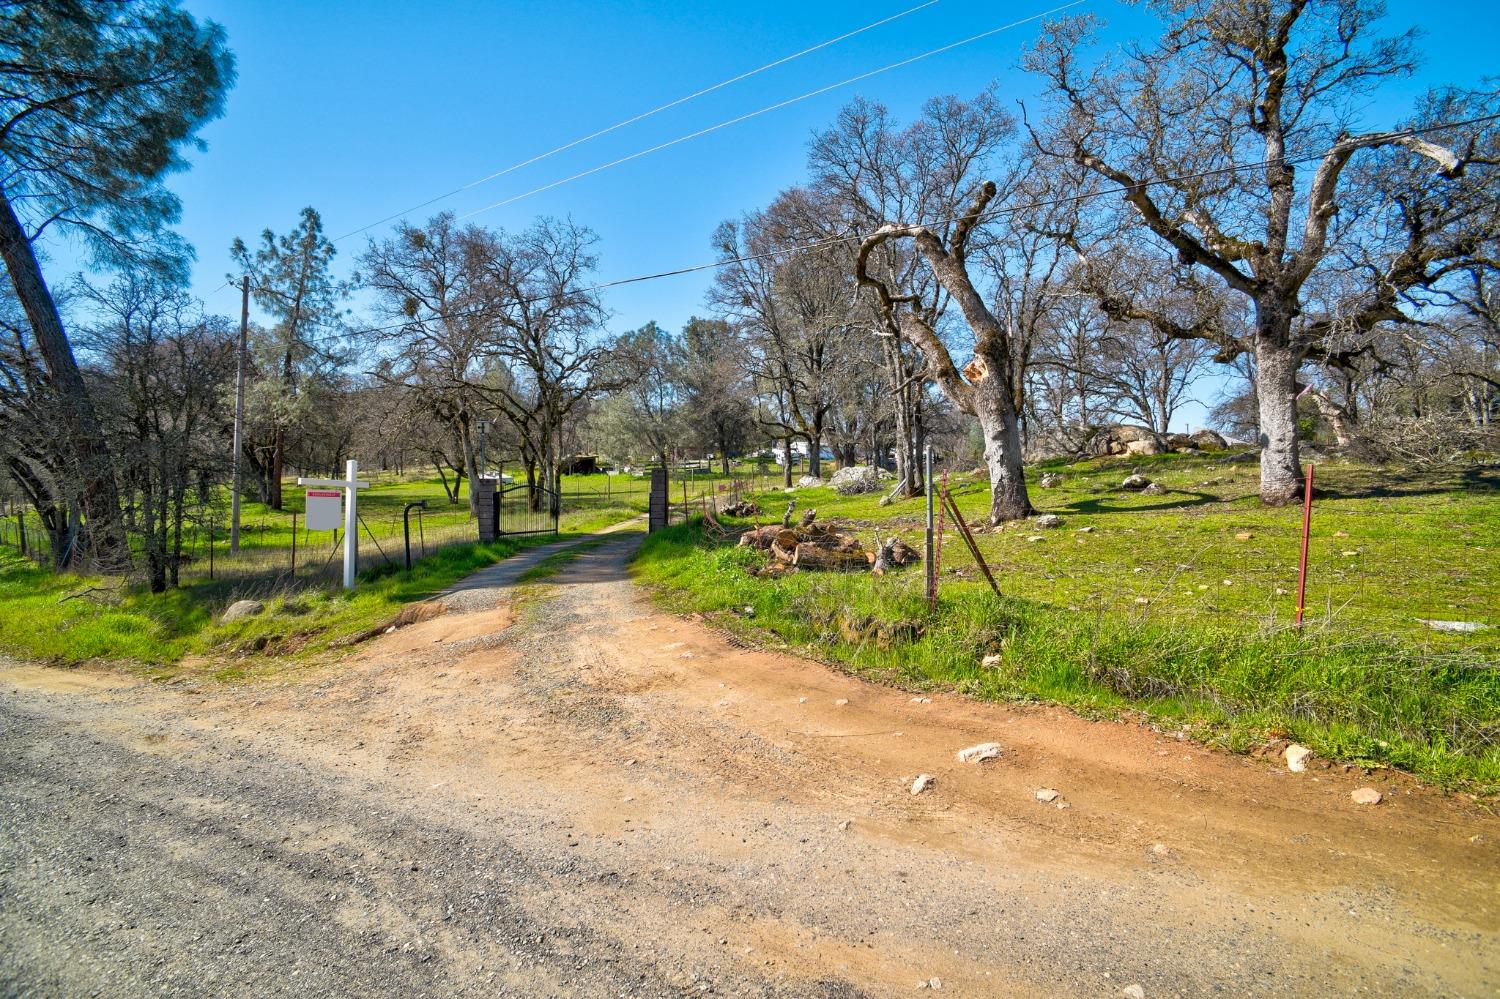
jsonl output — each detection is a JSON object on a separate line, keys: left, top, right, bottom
{"left": 477, "top": 217, "right": 615, "bottom": 510}
{"left": 1025, "top": 1, "right": 1498, "bottom": 503}
{"left": 358, "top": 213, "right": 497, "bottom": 515}
{"left": 858, "top": 181, "right": 1034, "bottom": 522}
{"left": 81, "top": 274, "right": 234, "bottom": 591}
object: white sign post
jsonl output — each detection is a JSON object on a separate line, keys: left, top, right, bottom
{"left": 297, "top": 458, "right": 370, "bottom": 589}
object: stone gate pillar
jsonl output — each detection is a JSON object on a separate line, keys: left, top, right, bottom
{"left": 648, "top": 468, "right": 668, "bottom": 533}
{"left": 475, "top": 477, "right": 498, "bottom": 542}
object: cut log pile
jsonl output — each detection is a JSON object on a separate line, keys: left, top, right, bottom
{"left": 738, "top": 510, "right": 919, "bottom": 575}
{"left": 720, "top": 500, "right": 761, "bottom": 517}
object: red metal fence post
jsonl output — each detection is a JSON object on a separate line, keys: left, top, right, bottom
{"left": 1295, "top": 464, "right": 1315, "bottom": 628}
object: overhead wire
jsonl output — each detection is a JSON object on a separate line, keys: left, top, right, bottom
{"left": 452, "top": 0, "right": 1088, "bottom": 223}
{"left": 302, "top": 110, "right": 1500, "bottom": 348}
{"left": 330, "top": 0, "right": 942, "bottom": 243}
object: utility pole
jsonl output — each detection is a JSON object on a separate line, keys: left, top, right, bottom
{"left": 230, "top": 276, "right": 249, "bottom": 554}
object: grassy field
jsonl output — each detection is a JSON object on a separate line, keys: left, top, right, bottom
{"left": 632, "top": 452, "right": 1500, "bottom": 790}
{"left": 0, "top": 462, "right": 774, "bottom": 673}
{"left": 0, "top": 502, "right": 640, "bottom": 676}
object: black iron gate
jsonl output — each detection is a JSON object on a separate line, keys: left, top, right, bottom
{"left": 492, "top": 478, "right": 559, "bottom": 537}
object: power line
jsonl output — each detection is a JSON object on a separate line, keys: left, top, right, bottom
{"left": 280, "top": 111, "right": 1500, "bottom": 348}
{"left": 453, "top": 0, "right": 1088, "bottom": 223}
{"left": 330, "top": 1, "right": 941, "bottom": 243}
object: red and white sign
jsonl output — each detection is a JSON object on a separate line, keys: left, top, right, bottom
{"left": 305, "top": 490, "right": 343, "bottom": 531}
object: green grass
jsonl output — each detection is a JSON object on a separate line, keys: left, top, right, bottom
{"left": 631, "top": 453, "right": 1500, "bottom": 791}
{"left": 0, "top": 514, "right": 633, "bottom": 676}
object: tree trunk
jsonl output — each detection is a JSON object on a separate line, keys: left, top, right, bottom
{"left": 781, "top": 436, "right": 794, "bottom": 487}
{"left": 270, "top": 426, "right": 285, "bottom": 510}
{"left": 1252, "top": 311, "right": 1305, "bottom": 506}
{"left": 458, "top": 416, "right": 479, "bottom": 518}
{"left": 972, "top": 371, "right": 1033, "bottom": 523}
{"left": 807, "top": 426, "right": 823, "bottom": 478}
{"left": 0, "top": 189, "right": 131, "bottom": 570}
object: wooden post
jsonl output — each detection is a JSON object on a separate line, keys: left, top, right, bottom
{"left": 290, "top": 512, "right": 298, "bottom": 573}
{"left": 1295, "top": 464, "right": 1315, "bottom": 628}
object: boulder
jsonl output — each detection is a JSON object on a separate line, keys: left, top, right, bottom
{"left": 828, "top": 465, "right": 884, "bottom": 495}
{"left": 1141, "top": 483, "right": 1167, "bottom": 496}
{"left": 221, "top": 599, "right": 264, "bottom": 623}
{"left": 1124, "top": 437, "right": 1164, "bottom": 456}
{"left": 1121, "top": 474, "right": 1152, "bottom": 491}
{"left": 1165, "top": 433, "right": 1195, "bottom": 452}
{"left": 1034, "top": 514, "right": 1063, "bottom": 529}
{"left": 1190, "top": 428, "right": 1228, "bottom": 450}
{"left": 1351, "top": 787, "right": 1383, "bottom": 805}
{"left": 1039, "top": 472, "right": 1063, "bottom": 488}
{"left": 796, "top": 475, "right": 824, "bottom": 488}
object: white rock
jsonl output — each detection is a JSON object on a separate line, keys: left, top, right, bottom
{"left": 1034, "top": 513, "right": 1063, "bottom": 528}
{"left": 796, "top": 475, "right": 824, "bottom": 488}
{"left": 1284, "top": 744, "right": 1312, "bottom": 772}
{"left": 957, "top": 742, "right": 1001, "bottom": 763}
{"left": 980, "top": 654, "right": 1002, "bottom": 669}
{"left": 1123, "top": 985, "right": 1146, "bottom": 999}
{"left": 1121, "top": 474, "right": 1152, "bottom": 491}
{"left": 1351, "top": 787, "right": 1382, "bottom": 805}
{"left": 1036, "top": 788, "right": 1059, "bottom": 803}
{"left": 1416, "top": 619, "right": 1487, "bottom": 634}
{"left": 928, "top": 978, "right": 942, "bottom": 990}
{"left": 220, "top": 599, "right": 264, "bottom": 623}
{"left": 911, "top": 774, "right": 935, "bottom": 795}
{"left": 1077, "top": 526, "right": 1095, "bottom": 533}
{"left": 1040, "top": 473, "right": 1062, "bottom": 488}
{"left": 1026, "top": 535, "right": 1045, "bottom": 543}
{"left": 834, "top": 698, "right": 849, "bottom": 706}
{"left": 910, "top": 697, "right": 931, "bottom": 704}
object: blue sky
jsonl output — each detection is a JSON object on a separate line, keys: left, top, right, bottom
{"left": 49, "top": 0, "right": 1500, "bottom": 429}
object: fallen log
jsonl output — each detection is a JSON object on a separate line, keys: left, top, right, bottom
{"left": 792, "top": 542, "right": 869, "bottom": 570}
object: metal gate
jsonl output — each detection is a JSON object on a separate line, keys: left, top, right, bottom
{"left": 492, "top": 478, "right": 559, "bottom": 537}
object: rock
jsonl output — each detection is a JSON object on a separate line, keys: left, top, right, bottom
{"left": 1039, "top": 472, "right": 1063, "bottom": 488}
{"left": 1124, "top": 438, "right": 1163, "bottom": 456}
{"left": 1034, "top": 513, "right": 1063, "bottom": 528}
{"left": 796, "top": 475, "right": 824, "bottom": 488}
{"left": 828, "top": 465, "right": 884, "bottom": 495}
{"left": 1351, "top": 787, "right": 1383, "bottom": 805}
{"left": 1026, "top": 535, "right": 1045, "bottom": 543}
{"left": 911, "top": 774, "right": 935, "bottom": 795}
{"left": 1121, "top": 474, "right": 1152, "bottom": 491}
{"left": 1234, "top": 531, "right": 1253, "bottom": 541}
{"left": 1077, "top": 525, "right": 1094, "bottom": 533}
{"left": 221, "top": 599, "right": 264, "bottom": 623}
{"left": 956, "top": 742, "right": 1001, "bottom": 763}
{"left": 1141, "top": 483, "right": 1167, "bottom": 495}
{"left": 980, "top": 654, "right": 1002, "bottom": 669}
{"left": 928, "top": 977, "right": 942, "bottom": 990}
{"left": 1417, "top": 619, "right": 1487, "bottom": 634}
{"left": 834, "top": 698, "right": 849, "bottom": 706}
{"left": 1284, "top": 744, "right": 1313, "bottom": 772}
{"left": 1189, "top": 428, "right": 1228, "bottom": 450}
{"left": 910, "top": 696, "right": 931, "bottom": 704}
{"left": 1123, "top": 985, "right": 1146, "bottom": 999}
{"left": 1035, "top": 788, "right": 1059, "bottom": 803}
{"left": 1149, "top": 843, "right": 1171, "bottom": 860}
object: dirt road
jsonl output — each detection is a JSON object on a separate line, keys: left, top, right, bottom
{"left": 2, "top": 531, "right": 1496, "bottom": 997}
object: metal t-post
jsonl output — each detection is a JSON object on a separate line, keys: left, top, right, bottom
{"left": 924, "top": 445, "right": 935, "bottom": 603}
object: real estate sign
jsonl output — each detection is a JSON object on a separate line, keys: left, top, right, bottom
{"left": 305, "top": 490, "right": 343, "bottom": 531}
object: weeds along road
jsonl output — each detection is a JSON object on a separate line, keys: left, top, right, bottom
{"left": 2, "top": 532, "right": 1496, "bottom": 998}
